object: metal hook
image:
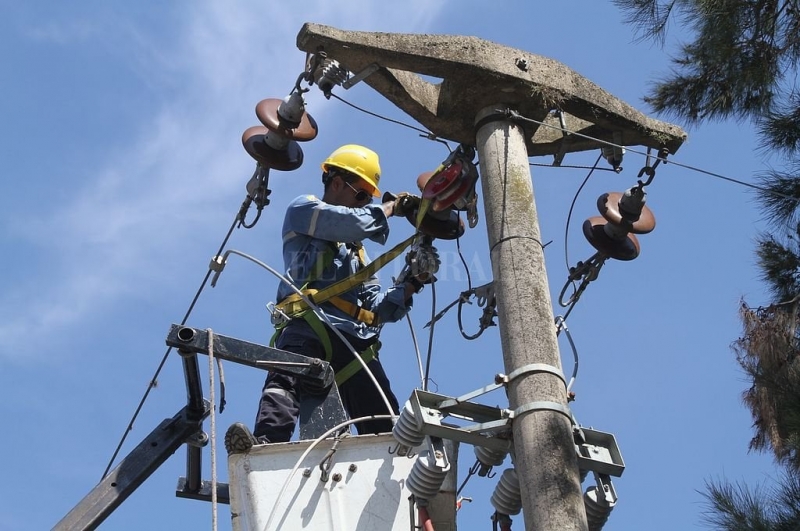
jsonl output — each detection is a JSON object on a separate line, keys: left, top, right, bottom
{"left": 292, "top": 71, "right": 311, "bottom": 94}
{"left": 637, "top": 146, "right": 670, "bottom": 187}
{"left": 637, "top": 165, "right": 656, "bottom": 187}
{"left": 318, "top": 437, "right": 341, "bottom": 482}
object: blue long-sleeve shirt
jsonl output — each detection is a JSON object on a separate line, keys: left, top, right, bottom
{"left": 277, "top": 194, "right": 411, "bottom": 340}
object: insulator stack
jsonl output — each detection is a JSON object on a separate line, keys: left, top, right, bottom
{"left": 312, "top": 58, "right": 349, "bottom": 96}
{"left": 584, "top": 486, "right": 616, "bottom": 530}
{"left": 392, "top": 401, "right": 425, "bottom": 455}
{"left": 241, "top": 93, "right": 318, "bottom": 172}
{"left": 582, "top": 186, "right": 655, "bottom": 261}
{"left": 392, "top": 143, "right": 479, "bottom": 238}
{"left": 406, "top": 450, "right": 450, "bottom": 501}
{"left": 417, "top": 145, "right": 479, "bottom": 213}
{"left": 474, "top": 445, "right": 507, "bottom": 476}
{"left": 490, "top": 468, "right": 522, "bottom": 516}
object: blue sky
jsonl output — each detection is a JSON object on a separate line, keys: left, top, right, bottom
{"left": 0, "top": 2, "right": 783, "bottom": 530}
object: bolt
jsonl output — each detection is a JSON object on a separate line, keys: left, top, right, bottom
{"left": 302, "top": 468, "right": 312, "bottom": 477}
{"left": 434, "top": 450, "right": 444, "bottom": 459}
{"left": 515, "top": 58, "right": 529, "bottom": 71}
{"left": 332, "top": 472, "right": 342, "bottom": 482}
{"left": 349, "top": 464, "right": 358, "bottom": 473}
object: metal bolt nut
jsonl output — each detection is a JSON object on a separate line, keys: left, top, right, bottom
{"left": 332, "top": 472, "right": 342, "bottom": 482}
{"left": 349, "top": 464, "right": 358, "bottom": 473}
{"left": 302, "top": 468, "right": 312, "bottom": 477}
{"left": 515, "top": 58, "right": 529, "bottom": 71}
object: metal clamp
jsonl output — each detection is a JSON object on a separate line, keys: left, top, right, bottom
{"left": 497, "top": 363, "right": 567, "bottom": 390}
{"left": 511, "top": 400, "right": 573, "bottom": 421}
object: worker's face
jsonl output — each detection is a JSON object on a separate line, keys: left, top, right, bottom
{"left": 332, "top": 173, "right": 373, "bottom": 208}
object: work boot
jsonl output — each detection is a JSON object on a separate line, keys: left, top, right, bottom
{"left": 225, "top": 422, "right": 263, "bottom": 455}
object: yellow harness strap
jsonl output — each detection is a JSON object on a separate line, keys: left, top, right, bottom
{"left": 335, "top": 342, "right": 379, "bottom": 387}
{"left": 276, "top": 232, "right": 417, "bottom": 318}
{"left": 270, "top": 310, "right": 379, "bottom": 387}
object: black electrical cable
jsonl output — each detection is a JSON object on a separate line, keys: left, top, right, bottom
{"left": 507, "top": 108, "right": 800, "bottom": 202}
{"left": 563, "top": 154, "right": 602, "bottom": 274}
{"left": 331, "top": 93, "right": 433, "bottom": 137}
{"left": 100, "top": 208, "right": 242, "bottom": 480}
{"left": 456, "top": 232, "right": 473, "bottom": 291}
{"left": 422, "top": 279, "right": 437, "bottom": 391}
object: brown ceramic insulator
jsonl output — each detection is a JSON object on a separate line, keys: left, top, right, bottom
{"left": 582, "top": 216, "right": 640, "bottom": 261}
{"left": 432, "top": 176, "right": 473, "bottom": 212}
{"left": 255, "top": 99, "right": 318, "bottom": 142}
{"left": 597, "top": 192, "right": 656, "bottom": 234}
{"left": 405, "top": 207, "right": 465, "bottom": 240}
{"left": 417, "top": 167, "right": 474, "bottom": 212}
{"left": 420, "top": 163, "right": 463, "bottom": 199}
{"left": 417, "top": 171, "right": 435, "bottom": 192}
{"left": 242, "top": 126, "right": 304, "bottom": 171}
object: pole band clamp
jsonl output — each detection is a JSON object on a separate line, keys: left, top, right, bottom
{"left": 474, "top": 109, "right": 513, "bottom": 134}
{"left": 497, "top": 363, "right": 567, "bottom": 390}
{"left": 512, "top": 400, "right": 573, "bottom": 421}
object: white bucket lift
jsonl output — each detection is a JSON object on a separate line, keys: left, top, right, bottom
{"left": 228, "top": 434, "right": 457, "bottom": 531}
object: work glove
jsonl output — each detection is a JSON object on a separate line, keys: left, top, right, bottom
{"left": 414, "top": 242, "right": 440, "bottom": 281}
{"left": 383, "top": 191, "right": 421, "bottom": 218}
{"left": 403, "top": 241, "right": 440, "bottom": 284}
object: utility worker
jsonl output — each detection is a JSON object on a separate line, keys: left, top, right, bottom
{"left": 226, "top": 144, "right": 436, "bottom": 453}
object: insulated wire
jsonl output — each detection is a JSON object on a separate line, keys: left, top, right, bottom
{"left": 555, "top": 316, "right": 579, "bottom": 393}
{"left": 331, "top": 93, "right": 444, "bottom": 141}
{"left": 456, "top": 234, "right": 473, "bottom": 291}
{"left": 335, "top": 94, "right": 800, "bottom": 203}
{"left": 207, "top": 328, "right": 218, "bottom": 531}
{"left": 220, "top": 249, "right": 397, "bottom": 421}
{"left": 406, "top": 313, "right": 426, "bottom": 388}
{"left": 422, "top": 280, "right": 437, "bottom": 391}
{"left": 262, "top": 415, "right": 394, "bottom": 531}
{"left": 100, "top": 209, "right": 241, "bottom": 480}
{"left": 563, "top": 154, "right": 603, "bottom": 274}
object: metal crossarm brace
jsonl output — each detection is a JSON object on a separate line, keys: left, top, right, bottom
{"left": 409, "top": 389, "right": 512, "bottom": 453}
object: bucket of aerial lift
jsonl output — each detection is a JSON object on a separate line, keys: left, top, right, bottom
{"left": 227, "top": 433, "right": 458, "bottom": 531}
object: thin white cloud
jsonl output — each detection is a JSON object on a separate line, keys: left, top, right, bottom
{"left": 0, "top": 1, "right": 450, "bottom": 361}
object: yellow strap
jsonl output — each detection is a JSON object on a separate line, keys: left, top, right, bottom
{"left": 416, "top": 195, "right": 434, "bottom": 229}
{"left": 271, "top": 308, "right": 375, "bottom": 384}
{"left": 277, "top": 292, "right": 377, "bottom": 325}
{"left": 277, "top": 233, "right": 417, "bottom": 317}
{"left": 327, "top": 296, "right": 377, "bottom": 326}
{"left": 302, "top": 311, "right": 333, "bottom": 362}
{"left": 335, "top": 343, "right": 378, "bottom": 387}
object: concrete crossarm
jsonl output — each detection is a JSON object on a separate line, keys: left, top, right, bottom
{"left": 297, "top": 23, "right": 687, "bottom": 157}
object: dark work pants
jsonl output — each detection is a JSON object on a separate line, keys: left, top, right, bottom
{"left": 254, "top": 320, "right": 400, "bottom": 442}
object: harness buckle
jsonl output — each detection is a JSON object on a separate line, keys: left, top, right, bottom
{"left": 267, "top": 301, "right": 291, "bottom": 326}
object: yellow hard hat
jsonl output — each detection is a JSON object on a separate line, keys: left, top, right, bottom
{"left": 321, "top": 144, "right": 381, "bottom": 197}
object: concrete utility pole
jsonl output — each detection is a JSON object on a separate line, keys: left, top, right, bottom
{"left": 475, "top": 105, "right": 586, "bottom": 529}
{"left": 296, "top": 23, "right": 686, "bottom": 531}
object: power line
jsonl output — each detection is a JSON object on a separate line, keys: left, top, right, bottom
{"left": 506, "top": 109, "right": 800, "bottom": 202}
{"left": 332, "top": 93, "right": 800, "bottom": 202}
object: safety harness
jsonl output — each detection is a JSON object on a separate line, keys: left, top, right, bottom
{"left": 271, "top": 198, "right": 433, "bottom": 387}
{"left": 271, "top": 232, "right": 417, "bottom": 387}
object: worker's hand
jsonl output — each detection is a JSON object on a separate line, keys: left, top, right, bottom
{"left": 384, "top": 192, "right": 420, "bottom": 218}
